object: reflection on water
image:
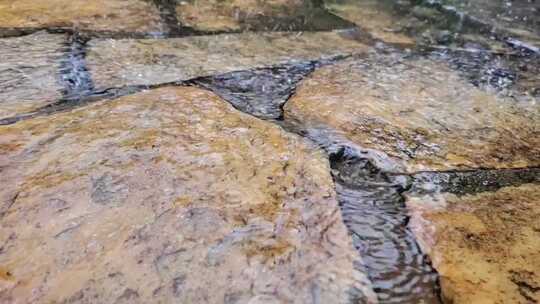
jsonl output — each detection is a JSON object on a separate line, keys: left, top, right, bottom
{"left": 330, "top": 147, "right": 441, "bottom": 304}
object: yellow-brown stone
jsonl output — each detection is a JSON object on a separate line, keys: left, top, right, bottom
{"left": 0, "top": 0, "right": 164, "bottom": 34}
{"left": 325, "top": 0, "right": 415, "bottom": 45}
{"left": 407, "top": 184, "right": 540, "bottom": 304}
{"left": 284, "top": 56, "right": 540, "bottom": 173}
{"left": 0, "top": 31, "right": 65, "bottom": 120}
{"left": 176, "top": 0, "right": 306, "bottom": 32}
{"left": 86, "top": 30, "right": 369, "bottom": 91}
{"left": 175, "top": 0, "right": 349, "bottom": 32}
{"left": 0, "top": 87, "right": 376, "bottom": 303}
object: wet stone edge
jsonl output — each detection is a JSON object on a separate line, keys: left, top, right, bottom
{"left": 0, "top": 56, "right": 344, "bottom": 125}
{"left": 406, "top": 167, "right": 540, "bottom": 196}
{"left": 58, "top": 33, "right": 95, "bottom": 102}
{"left": 151, "top": 0, "right": 196, "bottom": 37}
{"left": 396, "top": 0, "right": 539, "bottom": 55}
{"left": 327, "top": 146, "right": 442, "bottom": 303}
{"left": 0, "top": 0, "right": 357, "bottom": 40}
{"left": 192, "top": 61, "right": 321, "bottom": 120}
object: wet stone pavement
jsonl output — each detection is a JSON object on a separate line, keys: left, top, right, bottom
{"left": 0, "top": 1, "right": 539, "bottom": 304}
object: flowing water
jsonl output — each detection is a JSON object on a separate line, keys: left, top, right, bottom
{"left": 1, "top": 0, "right": 539, "bottom": 303}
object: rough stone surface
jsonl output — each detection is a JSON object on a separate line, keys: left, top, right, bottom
{"left": 406, "top": 184, "right": 540, "bottom": 304}
{"left": 86, "top": 30, "right": 369, "bottom": 91}
{"left": 175, "top": 0, "right": 351, "bottom": 32}
{"left": 0, "top": 86, "right": 376, "bottom": 304}
{"left": 284, "top": 54, "right": 540, "bottom": 173}
{"left": 0, "top": 0, "right": 164, "bottom": 35}
{"left": 0, "top": 31, "right": 66, "bottom": 120}
{"left": 438, "top": 0, "right": 540, "bottom": 47}
{"left": 325, "top": 0, "right": 414, "bottom": 45}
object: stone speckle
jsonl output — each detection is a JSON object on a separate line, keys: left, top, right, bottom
{"left": 0, "top": 31, "right": 66, "bottom": 120}
{"left": 284, "top": 54, "right": 540, "bottom": 173}
{"left": 175, "top": 0, "right": 352, "bottom": 32}
{"left": 406, "top": 184, "right": 540, "bottom": 304}
{"left": 86, "top": 30, "right": 369, "bottom": 91}
{"left": 0, "top": 86, "right": 376, "bottom": 304}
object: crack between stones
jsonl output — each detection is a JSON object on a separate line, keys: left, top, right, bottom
{"left": 405, "top": 167, "right": 540, "bottom": 196}
{"left": 201, "top": 67, "right": 445, "bottom": 301}
{"left": 2, "top": 37, "right": 535, "bottom": 302}
{"left": 208, "top": 76, "right": 539, "bottom": 302}
{"left": 327, "top": 146, "right": 442, "bottom": 304}
{"left": 0, "top": 0, "right": 358, "bottom": 40}
{"left": 151, "top": 0, "right": 195, "bottom": 37}
{"left": 406, "top": 1, "right": 540, "bottom": 55}
{"left": 58, "top": 33, "right": 94, "bottom": 102}
{"left": 0, "top": 54, "right": 354, "bottom": 125}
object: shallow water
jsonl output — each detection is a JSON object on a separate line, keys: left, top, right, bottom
{"left": 329, "top": 147, "right": 441, "bottom": 303}
{"left": 1, "top": 0, "right": 539, "bottom": 303}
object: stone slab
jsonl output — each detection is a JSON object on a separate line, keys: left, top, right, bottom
{"left": 406, "top": 184, "right": 540, "bottom": 304}
{"left": 0, "top": 0, "right": 164, "bottom": 35}
{"left": 284, "top": 55, "right": 540, "bottom": 173}
{"left": 175, "top": 0, "right": 352, "bottom": 32}
{"left": 86, "top": 30, "right": 369, "bottom": 91}
{"left": 0, "top": 31, "right": 66, "bottom": 120}
{"left": 0, "top": 86, "right": 376, "bottom": 304}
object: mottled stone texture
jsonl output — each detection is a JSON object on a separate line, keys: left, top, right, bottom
{"left": 406, "top": 184, "right": 540, "bottom": 304}
{"left": 86, "top": 30, "right": 369, "bottom": 91}
{"left": 0, "top": 31, "right": 66, "bottom": 120}
{"left": 0, "top": 87, "right": 376, "bottom": 304}
{"left": 175, "top": 0, "right": 351, "bottom": 32}
{"left": 284, "top": 55, "right": 540, "bottom": 173}
{"left": 325, "top": 0, "right": 414, "bottom": 45}
{"left": 0, "top": 0, "right": 164, "bottom": 35}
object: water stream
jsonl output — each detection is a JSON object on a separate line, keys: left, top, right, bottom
{"left": 1, "top": 0, "right": 538, "bottom": 302}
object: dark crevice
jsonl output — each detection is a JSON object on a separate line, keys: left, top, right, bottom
{"left": 409, "top": 0, "right": 539, "bottom": 55}
{"left": 191, "top": 54, "right": 355, "bottom": 120}
{"left": 0, "top": 27, "right": 172, "bottom": 40}
{"left": 0, "top": 32, "right": 100, "bottom": 125}
{"left": 58, "top": 33, "right": 94, "bottom": 101}
{"left": 152, "top": 0, "right": 196, "bottom": 37}
{"left": 192, "top": 62, "right": 318, "bottom": 120}
{"left": 0, "top": 32, "right": 101, "bottom": 125}
{"left": 406, "top": 167, "right": 540, "bottom": 196}
{"left": 0, "top": 23, "right": 358, "bottom": 40}
{"left": 0, "top": 192, "right": 19, "bottom": 220}
{"left": 0, "top": 85, "right": 158, "bottom": 125}
{"left": 272, "top": 119, "right": 444, "bottom": 302}
{"left": 327, "top": 146, "right": 442, "bottom": 304}
{"left": 425, "top": 48, "right": 540, "bottom": 97}
{"left": 0, "top": 55, "right": 352, "bottom": 125}
{"left": 0, "top": 0, "right": 357, "bottom": 39}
